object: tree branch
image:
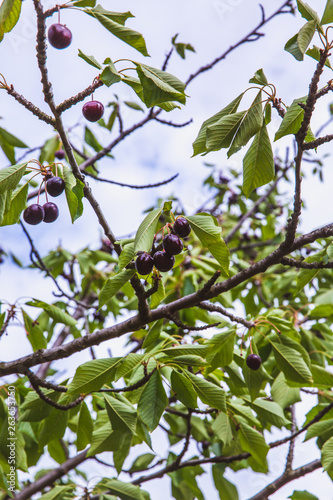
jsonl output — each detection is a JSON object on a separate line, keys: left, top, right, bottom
{"left": 198, "top": 302, "right": 255, "bottom": 329}
{"left": 246, "top": 460, "right": 322, "bottom": 500}
{"left": 13, "top": 450, "right": 89, "bottom": 500}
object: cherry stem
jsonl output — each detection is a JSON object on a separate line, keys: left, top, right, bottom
{"left": 57, "top": 5, "right": 61, "bottom": 24}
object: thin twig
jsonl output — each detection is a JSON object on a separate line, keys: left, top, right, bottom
{"left": 198, "top": 302, "right": 255, "bottom": 329}
{"left": 84, "top": 172, "right": 179, "bottom": 189}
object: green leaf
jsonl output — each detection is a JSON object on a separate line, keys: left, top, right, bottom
{"left": 78, "top": 49, "right": 102, "bottom": 69}
{"left": 271, "top": 342, "right": 313, "bottom": 384}
{"left": 306, "top": 46, "right": 332, "bottom": 68}
{"left": 321, "top": 436, "right": 333, "bottom": 473}
{"left": 100, "top": 58, "right": 122, "bottom": 87}
{"left": 73, "top": 0, "right": 96, "bottom": 6}
{"left": 227, "top": 91, "right": 263, "bottom": 157}
{"left": 172, "top": 34, "right": 195, "bottom": 59}
{"left": 84, "top": 6, "right": 134, "bottom": 25}
{"left": 297, "top": 21, "right": 316, "bottom": 55}
{"left": 311, "top": 364, "right": 333, "bottom": 387}
{"left": 171, "top": 370, "right": 197, "bottom": 408}
{"left": 38, "top": 409, "right": 69, "bottom": 449}
{"left": 119, "top": 244, "right": 135, "bottom": 271}
{"left": 135, "top": 63, "right": 186, "bottom": 107}
{"left": 134, "top": 207, "right": 162, "bottom": 253}
{"left": 38, "top": 485, "right": 76, "bottom": 500}
{"left": 138, "top": 370, "right": 168, "bottom": 430}
{"left": 104, "top": 394, "right": 137, "bottom": 434}
{"left": 205, "top": 111, "right": 246, "bottom": 152}
{"left": 242, "top": 121, "right": 274, "bottom": 198}
{"left": 129, "top": 453, "right": 155, "bottom": 473}
{"left": 67, "top": 357, "right": 122, "bottom": 395}
{"left": 275, "top": 96, "right": 315, "bottom": 141}
{"left": 88, "top": 425, "right": 125, "bottom": 455}
{"left": 185, "top": 371, "right": 226, "bottom": 411}
{"left": 85, "top": 126, "right": 103, "bottom": 152}
{"left": 0, "top": 0, "right": 22, "bottom": 41}
{"left": 171, "top": 355, "right": 208, "bottom": 367}
{"left": 99, "top": 269, "right": 136, "bottom": 308}
{"left": 211, "top": 412, "right": 233, "bottom": 447}
{"left": 26, "top": 300, "right": 77, "bottom": 327}
{"left": 285, "top": 33, "right": 304, "bottom": 61}
{"left": 85, "top": 7, "right": 149, "bottom": 56}
{"left": 297, "top": 0, "right": 320, "bottom": 22}
{"left": 206, "top": 328, "right": 236, "bottom": 369}
{"left": 192, "top": 93, "right": 244, "bottom": 156}
{"left": 246, "top": 397, "right": 290, "bottom": 428}
{"left": 22, "top": 309, "right": 47, "bottom": 351}
{"left": 0, "top": 162, "right": 27, "bottom": 194}
{"left": 162, "top": 345, "right": 208, "bottom": 358}
{"left": 304, "top": 418, "right": 333, "bottom": 442}
{"left": 1, "top": 182, "right": 28, "bottom": 226}
{"left": 212, "top": 464, "right": 239, "bottom": 500}
{"left": 63, "top": 166, "right": 84, "bottom": 223}
{"left": 271, "top": 372, "right": 301, "bottom": 409}
{"left": 296, "top": 268, "right": 320, "bottom": 292}
{"left": 322, "top": 0, "right": 333, "bottom": 24}
{"left": 115, "top": 353, "right": 145, "bottom": 381}
{"left": 185, "top": 214, "right": 230, "bottom": 273}
{"left": 288, "top": 491, "right": 319, "bottom": 500}
{"left": 0, "top": 127, "right": 27, "bottom": 148}
{"left": 96, "top": 478, "right": 149, "bottom": 500}
{"left": 124, "top": 101, "right": 144, "bottom": 112}
{"left": 238, "top": 422, "right": 269, "bottom": 466}
{"left": 39, "top": 136, "right": 59, "bottom": 164}
{"left": 77, "top": 402, "right": 94, "bottom": 451}
{"left": 249, "top": 68, "right": 268, "bottom": 86}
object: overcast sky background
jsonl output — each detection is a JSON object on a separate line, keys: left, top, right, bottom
{"left": 1, "top": 0, "right": 333, "bottom": 498}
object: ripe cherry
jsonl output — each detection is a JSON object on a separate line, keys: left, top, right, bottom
{"left": 54, "top": 149, "right": 66, "bottom": 160}
{"left": 82, "top": 100, "right": 104, "bottom": 122}
{"left": 46, "top": 176, "right": 65, "bottom": 197}
{"left": 43, "top": 202, "right": 59, "bottom": 223}
{"left": 163, "top": 234, "right": 183, "bottom": 255}
{"left": 246, "top": 354, "right": 262, "bottom": 371}
{"left": 153, "top": 251, "right": 175, "bottom": 272}
{"left": 135, "top": 253, "right": 154, "bottom": 275}
{"left": 23, "top": 204, "right": 44, "bottom": 225}
{"left": 48, "top": 24, "right": 72, "bottom": 49}
{"left": 173, "top": 217, "right": 191, "bottom": 238}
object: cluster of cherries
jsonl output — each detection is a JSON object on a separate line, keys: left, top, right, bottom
{"left": 135, "top": 217, "right": 191, "bottom": 275}
{"left": 23, "top": 158, "right": 66, "bottom": 226}
{"left": 48, "top": 21, "right": 104, "bottom": 123}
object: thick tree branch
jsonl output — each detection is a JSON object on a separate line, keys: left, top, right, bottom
{"left": 246, "top": 460, "right": 322, "bottom": 500}
{"left": 13, "top": 450, "right": 89, "bottom": 500}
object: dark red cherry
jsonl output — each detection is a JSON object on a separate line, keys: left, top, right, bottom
{"left": 163, "top": 234, "right": 183, "bottom": 255}
{"left": 246, "top": 354, "right": 262, "bottom": 371}
{"left": 54, "top": 149, "right": 66, "bottom": 160}
{"left": 173, "top": 217, "right": 191, "bottom": 238}
{"left": 135, "top": 253, "right": 154, "bottom": 275}
{"left": 48, "top": 24, "right": 72, "bottom": 49}
{"left": 46, "top": 176, "right": 65, "bottom": 197}
{"left": 43, "top": 202, "right": 59, "bottom": 223}
{"left": 82, "top": 101, "right": 104, "bottom": 122}
{"left": 23, "top": 204, "right": 44, "bottom": 225}
{"left": 153, "top": 251, "right": 175, "bottom": 272}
